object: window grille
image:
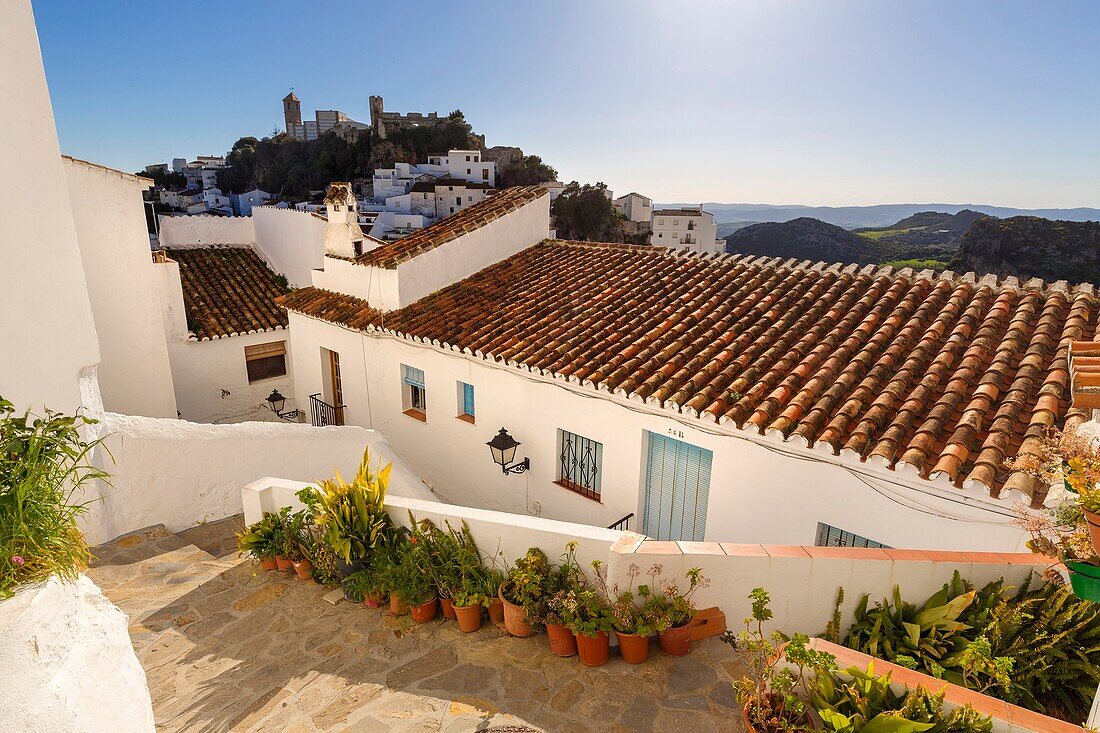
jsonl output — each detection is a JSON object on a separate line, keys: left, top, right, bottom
{"left": 815, "top": 522, "right": 889, "bottom": 549}
{"left": 556, "top": 429, "right": 602, "bottom": 500}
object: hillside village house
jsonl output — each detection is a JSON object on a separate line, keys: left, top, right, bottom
{"left": 614, "top": 191, "right": 653, "bottom": 238}
{"left": 372, "top": 149, "right": 497, "bottom": 199}
{"left": 279, "top": 186, "right": 1093, "bottom": 552}
{"left": 652, "top": 206, "right": 724, "bottom": 254}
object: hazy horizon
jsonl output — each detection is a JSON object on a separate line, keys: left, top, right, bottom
{"left": 34, "top": 0, "right": 1100, "bottom": 209}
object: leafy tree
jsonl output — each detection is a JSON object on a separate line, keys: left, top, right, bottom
{"left": 217, "top": 131, "right": 371, "bottom": 198}
{"left": 499, "top": 154, "right": 558, "bottom": 187}
{"left": 551, "top": 182, "right": 623, "bottom": 242}
{"left": 136, "top": 168, "right": 186, "bottom": 189}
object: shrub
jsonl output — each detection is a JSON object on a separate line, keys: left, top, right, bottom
{"left": 309, "top": 448, "right": 393, "bottom": 563}
{"left": 0, "top": 397, "right": 107, "bottom": 599}
{"left": 236, "top": 512, "right": 280, "bottom": 561}
{"left": 500, "top": 547, "right": 552, "bottom": 614}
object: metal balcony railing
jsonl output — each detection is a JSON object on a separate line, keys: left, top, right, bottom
{"left": 309, "top": 394, "right": 345, "bottom": 427}
{"left": 607, "top": 513, "right": 634, "bottom": 531}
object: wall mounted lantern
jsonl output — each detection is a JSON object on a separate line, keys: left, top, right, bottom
{"left": 264, "top": 389, "right": 299, "bottom": 421}
{"left": 487, "top": 428, "right": 530, "bottom": 475}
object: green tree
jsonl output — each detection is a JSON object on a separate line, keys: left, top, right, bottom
{"left": 551, "top": 182, "right": 623, "bottom": 242}
{"left": 499, "top": 154, "right": 558, "bottom": 187}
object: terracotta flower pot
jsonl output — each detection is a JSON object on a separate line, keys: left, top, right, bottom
{"left": 488, "top": 598, "right": 505, "bottom": 626}
{"left": 363, "top": 592, "right": 387, "bottom": 609}
{"left": 499, "top": 585, "right": 533, "bottom": 637}
{"left": 275, "top": 555, "right": 293, "bottom": 572}
{"left": 292, "top": 559, "right": 312, "bottom": 581}
{"left": 658, "top": 623, "right": 692, "bottom": 657}
{"left": 1084, "top": 509, "right": 1100, "bottom": 556}
{"left": 390, "top": 595, "right": 410, "bottom": 616}
{"left": 259, "top": 556, "right": 278, "bottom": 571}
{"left": 440, "top": 597, "right": 456, "bottom": 620}
{"left": 742, "top": 703, "right": 760, "bottom": 733}
{"left": 546, "top": 623, "right": 577, "bottom": 657}
{"left": 453, "top": 603, "right": 483, "bottom": 633}
{"left": 615, "top": 631, "right": 650, "bottom": 664}
{"left": 410, "top": 598, "right": 438, "bottom": 623}
{"left": 575, "top": 631, "right": 610, "bottom": 667}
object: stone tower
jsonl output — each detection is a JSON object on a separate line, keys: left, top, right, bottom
{"left": 283, "top": 91, "right": 301, "bottom": 132}
{"left": 369, "top": 95, "right": 385, "bottom": 139}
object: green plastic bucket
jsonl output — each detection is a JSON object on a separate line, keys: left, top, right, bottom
{"left": 1067, "top": 562, "right": 1100, "bottom": 602}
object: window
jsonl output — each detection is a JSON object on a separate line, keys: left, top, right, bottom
{"left": 457, "top": 381, "right": 475, "bottom": 422}
{"left": 245, "top": 341, "right": 287, "bottom": 382}
{"left": 467, "top": 168, "right": 472, "bottom": 175}
{"left": 466, "top": 155, "right": 471, "bottom": 161}
{"left": 815, "top": 523, "right": 889, "bottom": 549}
{"left": 353, "top": 239, "right": 363, "bottom": 257}
{"left": 482, "top": 168, "right": 489, "bottom": 180}
{"left": 556, "top": 429, "right": 603, "bottom": 500}
{"left": 401, "top": 364, "right": 426, "bottom": 419}
{"left": 455, "top": 197, "right": 461, "bottom": 206}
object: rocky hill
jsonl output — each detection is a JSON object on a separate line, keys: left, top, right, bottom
{"left": 724, "top": 217, "right": 885, "bottom": 265}
{"left": 950, "top": 216, "right": 1100, "bottom": 285}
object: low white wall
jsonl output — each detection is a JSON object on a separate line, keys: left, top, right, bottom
{"left": 243, "top": 478, "right": 625, "bottom": 570}
{"left": 252, "top": 206, "right": 326, "bottom": 287}
{"left": 244, "top": 476, "right": 1043, "bottom": 636}
{"left": 81, "top": 412, "right": 437, "bottom": 545}
{"left": 158, "top": 214, "right": 254, "bottom": 247}
{"left": 0, "top": 575, "right": 155, "bottom": 732}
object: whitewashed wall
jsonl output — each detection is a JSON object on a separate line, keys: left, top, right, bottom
{"left": 251, "top": 206, "right": 327, "bottom": 287}
{"left": 0, "top": 0, "right": 101, "bottom": 415}
{"left": 81, "top": 412, "right": 438, "bottom": 545}
{"left": 158, "top": 213, "right": 255, "bottom": 247}
{"left": 64, "top": 158, "right": 177, "bottom": 418}
{"left": 286, "top": 314, "right": 1028, "bottom": 552}
{"left": 313, "top": 193, "right": 550, "bottom": 312}
{"left": 0, "top": 575, "right": 155, "bottom": 733}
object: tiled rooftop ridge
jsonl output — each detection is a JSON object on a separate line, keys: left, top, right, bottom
{"left": 354, "top": 185, "right": 547, "bottom": 269}
{"left": 163, "top": 246, "right": 290, "bottom": 341}
{"left": 281, "top": 240, "right": 1100, "bottom": 503}
{"left": 1070, "top": 340, "right": 1100, "bottom": 409}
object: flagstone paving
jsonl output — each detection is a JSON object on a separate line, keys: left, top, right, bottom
{"left": 88, "top": 517, "right": 746, "bottom": 733}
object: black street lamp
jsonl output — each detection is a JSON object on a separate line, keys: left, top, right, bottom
{"left": 264, "top": 389, "right": 299, "bottom": 421}
{"left": 487, "top": 428, "right": 530, "bottom": 475}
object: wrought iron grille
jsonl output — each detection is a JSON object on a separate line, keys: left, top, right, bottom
{"left": 309, "top": 393, "right": 345, "bottom": 427}
{"left": 556, "top": 429, "right": 602, "bottom": 500}
{"left": 815, "top": 522, "right": 889, "bottom": 549}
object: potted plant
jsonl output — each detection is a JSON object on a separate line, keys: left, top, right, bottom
{"left": 345, "top": 544, "right": 394, "bottom": 608}
{"left": 726, "top": 588, "right": 834, "bottom": 733}
{"left": 499, "top": 547, "right": 551, "bottom": 637}
{"left": 283, "top": 508, "right": 314, "bottom": 580}
{"left": 395, "top": 536, "right": 438, "bottom": 622}
{"left": 309, "top": 449, "right": 395, "bottom": 597}
{"left": 236, "top": 512, "right": 280, "bottom": 571}
{"left": 552, "top": 562, "right": 615, "bottom": 667}
{"left": 610, "top": 564, "right": 658, "bottom": 664}
{"left": 643, "top": 565, "right": 708, "bottom": 656}
{"left": 536, "top": 543, "right": 587, "bottom": 657}
{"left": 451, "top": 574, "right": 489, "bottom": 633}
{"left": 485, "top": 568, "right": 506, "bottom": 626}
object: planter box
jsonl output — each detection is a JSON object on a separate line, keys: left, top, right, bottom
{"left": 798, "top": 638, "right": 1087, "bottom": 733}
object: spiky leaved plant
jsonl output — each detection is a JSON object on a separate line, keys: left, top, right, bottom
{"left": 310, "top": 447, "right": 393, "bottom": 564}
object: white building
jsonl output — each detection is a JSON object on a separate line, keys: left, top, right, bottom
{"left": 278, "top": 183, "right": 1078, "bottom": 553}
{"left": 612, "top": 192, "right": 652, "bottom": 222}
{"left": 651, "top": 206, "right": 723, "bottom": 254}
{"left": 372, "top": 149, "right": 496, "bottom": 199}
{"left": 231, "top": 188, "right": 272, "bottom": 216}
{"left": 153, "top": 245, "right": 296, "bottom": 423}
{"left": 202, "top": 187, "right": 233, "bottom": 214}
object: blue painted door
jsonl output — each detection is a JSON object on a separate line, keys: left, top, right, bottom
{"left": 642, "top": 432, "right": 713, "bottom": 541}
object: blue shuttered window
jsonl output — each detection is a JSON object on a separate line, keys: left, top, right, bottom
{"left": 402, "top": 365, "right": 425, "bottom": 388}
{"left": 459, "top": 382, "right": 475, "bottom": 418}
{"left": 642, "top": 432, "right": 713, "bottom": 542}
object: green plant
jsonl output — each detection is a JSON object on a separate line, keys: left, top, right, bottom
{"left": 500, "top": 547, "right": 551, "bottom": 614}
{"left": 392, "top": 538, "right": 436, "bottom": 605}
{"left": 236, "top": 512, "right": 280, "bottom": 560}
{"left": 640, "top": 565, "right": 709, "bottom": 631}
{"left": 0, "top": 397, "right": 107, "bottom": 599}
{"left": 307, "top": 541, "right": 340, "bottom": 586}
{"left": 894, "top": 687, "right": 992, "bottom": 733}
{"left": 727, "top": 588, "right": 835, "bottom": 732}
{"left": 608, "top": 562, "right": 659, "bottom": 636}
{"left": 844, "top": 583, "right": 975, "bottom": 676}
{"left": 309, "top": 448, "right": 393, "bottom": 563}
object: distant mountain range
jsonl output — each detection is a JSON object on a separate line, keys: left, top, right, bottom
{"left": 658, "top": 202, "right": 1100, "bottom": 229}
{"left": 952, "top": 217, "right": 1100, "bottom": 285}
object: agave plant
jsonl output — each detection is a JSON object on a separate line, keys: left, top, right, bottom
{"left": 310, "top": 448, "right": 393, "bottom": 563}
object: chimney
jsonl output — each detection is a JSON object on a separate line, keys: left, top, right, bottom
{"left": 323, "top": 182, "right": 366, "bottom": 258}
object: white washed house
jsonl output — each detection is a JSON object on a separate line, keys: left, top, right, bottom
{"left": 279, "top": 185, "right": 1081, "bottom": 552}
{"left": 372, "top": 149, "right": 497, "bottom": 199}
{"left": 651, "top": 206, "right": 723, "bottom": 254}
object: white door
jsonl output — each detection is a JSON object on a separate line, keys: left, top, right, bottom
{"left": 642, "top": 432, "right": 713, "bottom": 541}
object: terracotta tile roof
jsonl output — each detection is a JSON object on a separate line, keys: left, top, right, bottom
{"left": 653, "top": 208, "right": 706, "bottom": 217}
{"left": 281, "top": 241, "right": 1098, "bottom": 503}
{"left": 1070, "top": 341, "right": 1100, "bottom": 409}
{"left": 165, "top": 246, "right": 290, "bottom": 341}
{"left": 355, "top": 185, "right": 546, "bottom": 269}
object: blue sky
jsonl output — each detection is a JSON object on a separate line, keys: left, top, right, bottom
{"left": 35, "top": 0, "right": 1100, "bottom": 207}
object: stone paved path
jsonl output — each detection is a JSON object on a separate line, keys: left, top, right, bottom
{"left": 88, "top": 517, "right": 746, "bottom": 733}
